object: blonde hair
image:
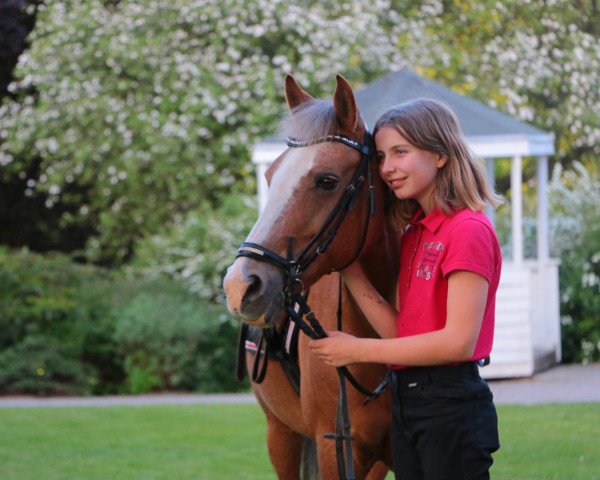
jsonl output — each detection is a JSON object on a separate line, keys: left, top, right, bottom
{"left": 374, "top": 98, "right": 503, "bottom": 227}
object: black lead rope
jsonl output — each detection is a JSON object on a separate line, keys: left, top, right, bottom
{"left": 325, "top": 368, "right": 355, "bottom": 480}
{"left": 324, "top": 276, "right": 356, "bottom": 480}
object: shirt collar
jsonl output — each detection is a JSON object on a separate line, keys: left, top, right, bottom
{"left": 410, "top": 207, "right": 448, "bottom": 233}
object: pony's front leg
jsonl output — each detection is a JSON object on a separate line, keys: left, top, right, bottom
{"left": 365, "top": 460, "right": 390, "bottom": 480}
{"left": 315, "top": 435, "right": 389, "bottom": 480}
{"left": 313, "top": 436, "right": 369, "bottom": 480}
{"left": 264, "top": 412, "right": 305, "bottom": 480}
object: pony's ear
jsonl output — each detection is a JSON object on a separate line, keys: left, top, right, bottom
{"left": 285, "top": 75, "right": 313, "bottom": 110}
{"left": 333, "top": 74, "right": 358, "bottom": 133}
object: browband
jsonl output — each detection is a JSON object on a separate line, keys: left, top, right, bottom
{"left": 285, "top": 134, "right": 371, "bottom": 156}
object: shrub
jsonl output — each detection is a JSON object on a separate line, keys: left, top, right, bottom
{"left": 132, "top": 193, "right": 256, "bottom": 303}
{"left": 0, "top": 336, "right": 96, "bottom": 395}
{"left": 494, "top": 162, "right": 600, "bottom": 363}
{"left": 113, "top": 283, "right": 246, "bottom": 394}
{"left": 0, "top": 248, "right": 246, "bottom": 394}
{"left": 548, "top": 162, "right": 600, "bottom": 363}
{"left": 0, "top": 247, "right": 123, "bottom": 395}
{"left": 0, "top": 0, "right": 400, "bottom": 265}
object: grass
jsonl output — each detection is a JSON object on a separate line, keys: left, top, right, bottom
{"left": 0, "top": 403, "right": 599, "bottom": 479}
{"left": 494, "top": 404, "right": 600, "bottom": 479}
{"left": 0, "top": 403, "right": 273, "bottom": 480}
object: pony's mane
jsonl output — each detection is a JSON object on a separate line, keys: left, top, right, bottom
{"left": 279, "top": 99, "right": 339, "bottom": 140}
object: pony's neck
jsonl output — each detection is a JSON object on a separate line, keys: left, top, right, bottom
{"left": 359, "top": 218, "right": 400, "bottom": 304}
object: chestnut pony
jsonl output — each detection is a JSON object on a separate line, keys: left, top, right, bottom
{"left": 223, "top": 75, "right": 399, "bottom": 480}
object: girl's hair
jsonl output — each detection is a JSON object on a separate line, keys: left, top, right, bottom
{"left": 374, "top": 98, "right": 503, "bottom": 227}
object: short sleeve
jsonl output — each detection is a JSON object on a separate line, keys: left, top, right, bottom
{"left": 440, "top": 218, "right": 500, "bottom": 282}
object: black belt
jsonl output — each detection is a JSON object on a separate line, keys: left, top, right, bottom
{"left": 390, "top": 362, "right": 480, "bottom": 391}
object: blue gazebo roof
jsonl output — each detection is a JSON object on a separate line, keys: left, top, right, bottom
{"left": 260, "top": 68, "right": 554, "bottom": 158}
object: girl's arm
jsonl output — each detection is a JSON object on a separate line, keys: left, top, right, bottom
{"left": 310, "top": 270, "right": 488, "bottom": 367}
{"left": 341, "top": 262, "right": 397, "bottom": 339}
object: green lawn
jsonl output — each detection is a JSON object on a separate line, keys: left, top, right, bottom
{"left": 0, "top": 403, "right": 599, "bottom": 479}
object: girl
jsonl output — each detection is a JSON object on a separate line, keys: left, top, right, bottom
{"left": 309, "top": 98, "right": 503, "bottom": 480}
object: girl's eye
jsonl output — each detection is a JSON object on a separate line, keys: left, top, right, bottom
{"left": 375, "top": 153, "right": 384, "bottom": 163}
{"left": 394, "top": 149, "right": 406, "bottom": 156}
{"left": 315, "top": 175, "right": 340, "bottom": 191}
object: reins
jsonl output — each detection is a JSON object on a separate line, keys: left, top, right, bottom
{"left": 235, "top": 131, "right": 388, "bottom": 480}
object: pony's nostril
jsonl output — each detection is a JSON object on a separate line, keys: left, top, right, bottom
{"left": 245, "top": 274, "right": 263, "bottom": 299}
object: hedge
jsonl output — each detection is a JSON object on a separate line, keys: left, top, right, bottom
{"left": 0, "top": 247, "right": 245, "bottom": 395}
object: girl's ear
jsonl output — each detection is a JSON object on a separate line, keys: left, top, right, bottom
{"left": 437, "top": 155, "right": 448, "bottom": 168}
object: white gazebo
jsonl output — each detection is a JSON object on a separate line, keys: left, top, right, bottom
{"left": 250, "top": 68, "right": 560, "bottom": 379}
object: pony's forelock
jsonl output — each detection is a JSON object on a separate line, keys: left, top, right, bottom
{"left": 280, "top": 100, "right": 339, "bottom": 140}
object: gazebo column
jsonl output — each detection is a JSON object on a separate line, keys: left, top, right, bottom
{"left": 485, "top": 158, "right": 496, "bottom": 226}
{"left": 536, "top": 156, "right": 550, "bottom": 262}
{"left": 255, "top": 162, "right": 268, "bottom": 213}
{"left": 252, "top": 144, "right": 284, "bottom": 213}
{"left": 511, "top": 155, "right": 524, "bottom": 264}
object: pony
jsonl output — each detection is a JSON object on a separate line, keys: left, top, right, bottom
{"left": 223, "top": 74, "right": 400, "bottom": 480}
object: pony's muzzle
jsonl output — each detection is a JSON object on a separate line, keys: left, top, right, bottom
{"left": 223, "top": 257, "right": 286, "bottom": 325}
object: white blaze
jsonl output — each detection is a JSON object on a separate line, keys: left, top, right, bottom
{"left": 249, "top": 145, "right": 321, "bottom": 246}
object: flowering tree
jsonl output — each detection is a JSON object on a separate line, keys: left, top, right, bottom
{"left": 0, "top": 0, "right": 402, "bottom": 264}
{"left": 388, "top": 0, "right": 600, "bottom": 165}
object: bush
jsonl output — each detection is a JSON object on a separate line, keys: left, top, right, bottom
{"left": 494, "top": 162, "right": 600, "bottom": 363}
{"left": 113, "top": 284, "right": 245, "bottom": 394}
{"left": 0, "top": 248, "right": 245, "bottom": 395}
{"left": 132, "top": 193, "right": 256, "bottom": 303}
{"left": 548, "top": 162, "right": 600, "bottom": 363}
{"left": 0, "top": 247, "right": 123, "bottom": 395}
{"left": 0, "top": 0, "right": 399, "bottom": 265}
{"left": 0, "top": 336, "right": 96, "bottom": 395}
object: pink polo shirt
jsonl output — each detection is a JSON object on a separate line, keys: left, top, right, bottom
{"left": 393, "top": 207, "right": 502, "bottom": 367}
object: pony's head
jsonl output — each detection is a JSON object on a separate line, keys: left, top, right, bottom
{"left": 223, "top": 74, "right": 379, "bottom": 328}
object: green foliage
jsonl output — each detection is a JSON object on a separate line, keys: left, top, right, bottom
{"left": 547, "top": 163, "right": 600, "bottom": 363}
{"left": 497, "top": 162, "right": 600, "bottom": 362}
{"left": 132, "top": 193, "right": 257, "bottom": 302}
{"left": 113, "top": 285, "right": 245, "bottom": 394}
{"left": 0, "top": 335, "right": 96, "bottom": 395}
{"left": 0, "top": 247, "right": 123, "bottom": 394}
{"left": 1, "top": 0, "right": 598, "bottom": 375}
{"left": 489, "top": 161, "right": 599, "bottom": 364}
{"left": 0, "top": 248, "right": 246, "bottom": 395}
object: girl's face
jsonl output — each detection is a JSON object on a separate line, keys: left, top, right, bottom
{"left": 375, "top": 126, "right": 447, "bottom": 215}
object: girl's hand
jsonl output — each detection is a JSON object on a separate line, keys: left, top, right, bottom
{"left": 308, "top": 331, "right": 362, "bottom": 367}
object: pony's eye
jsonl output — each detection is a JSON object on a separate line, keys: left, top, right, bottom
{"left": 315, "top": 175, "right": 340, "bottom": 191}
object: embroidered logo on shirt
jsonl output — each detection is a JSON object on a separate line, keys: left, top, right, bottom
{"left": 416, "top": 241, "right": 444, "bottom": 280}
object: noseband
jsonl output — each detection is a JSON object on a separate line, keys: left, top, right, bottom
{"left": 236, "top": 131, "right": 375, "bottom": 300}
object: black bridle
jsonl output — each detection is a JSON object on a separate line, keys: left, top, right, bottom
{"left": 235, "top": 131, "right": 388, "bottom": 480}
{"left": 237, "top": 132, "right": 375, "bottom": 288}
